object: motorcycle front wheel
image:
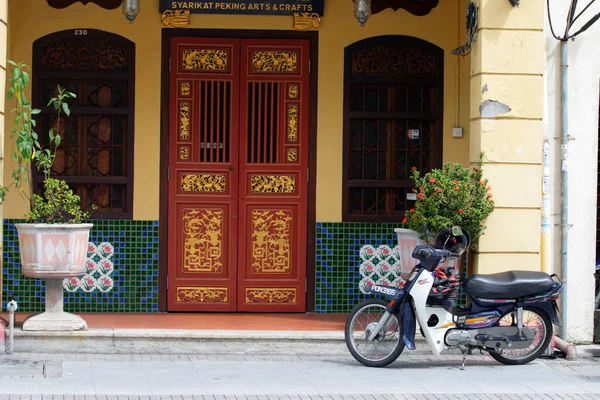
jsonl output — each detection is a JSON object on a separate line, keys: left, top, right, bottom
{"left": 488, "top": 306, "right": 552, "bottom": 366}
{"left": 344, "top": 298, "right": 405, "bottom": 367}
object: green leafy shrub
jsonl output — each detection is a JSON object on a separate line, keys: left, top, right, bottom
{"left": 28, "top": 178, "right": 92, "bottom": 224}
{"left": 1, "top": 61, "right": 96, "bottom": 223}
{"left": 402, "top": 154, "right": 495, "bottom": 249}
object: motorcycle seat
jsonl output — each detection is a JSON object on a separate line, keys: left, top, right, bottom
{"left": 463, "top": 270, "right": 554, "bottom": 299}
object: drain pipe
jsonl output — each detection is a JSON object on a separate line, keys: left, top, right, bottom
{"left": 541, "top": 139, "right": 551, "bottom": 274}
{"left": 560, "top": 39, "right": 570, "bottom": 341}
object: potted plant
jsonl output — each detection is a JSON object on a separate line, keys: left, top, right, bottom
{"left": 395, "top": 154, "right": 495, "bottom": 271}
{"left": 2, "top": 61, "right": 95, "bottom": 330}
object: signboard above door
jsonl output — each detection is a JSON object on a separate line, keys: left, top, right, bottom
{"left": 160, "top": 0, "right": 324, "bottom": 30}
{"left": 160, "top": 0, "right": 324, "bottom": 15}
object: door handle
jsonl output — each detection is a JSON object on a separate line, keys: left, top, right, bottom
{"left": 229, "top": 166, "right": 233, "bottom": 171}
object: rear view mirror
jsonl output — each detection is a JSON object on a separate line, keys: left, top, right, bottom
{"left": 451, "top": 226, "right": 462, "bottom": 236}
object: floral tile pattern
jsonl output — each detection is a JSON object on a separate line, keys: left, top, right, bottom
{"left": 63, "top": 242, "right": 115, "bottom": 293}
{"left": 358, "top": 244, "right": 410, "bottom": 294}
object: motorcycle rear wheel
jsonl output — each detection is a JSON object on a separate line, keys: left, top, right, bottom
{"left": 488, "top": 306, "right": 552, "bottom": 366}
{"left": 344, "top": 298, "right": 405, "bottom": 367}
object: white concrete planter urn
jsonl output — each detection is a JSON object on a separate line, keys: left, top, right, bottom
{"left": 15, "top": 223, "right": 93, "bottom": 331}
{"left": 394, "top": 228, "right": 426, "bottom": 270}
{"left": 394, "top": 227, "right": 459, "bottom": 272}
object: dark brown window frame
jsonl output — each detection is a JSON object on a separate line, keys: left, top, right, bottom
{"left": 32, "top": 29, "right": 135, "bottom": 219}
{"left": 342, "top": 35, "right": 444, "bottom": 223}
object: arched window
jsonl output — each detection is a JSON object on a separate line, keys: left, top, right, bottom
{"left": 342, "top": 35, "right": 444, "bottom": 222}
{"left": 32, "top": 29, "right": 135, "bottom": 219}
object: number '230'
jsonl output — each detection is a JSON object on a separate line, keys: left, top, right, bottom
{"left": 74, "top": 29, "right": 88, "bottom": 36}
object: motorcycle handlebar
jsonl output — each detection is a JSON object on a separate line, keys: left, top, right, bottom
{"left": 442, "top": 249, "right": 460, "bottom": 259}
{"left": 416, "top": 247, "right": 461, "bottom": 261}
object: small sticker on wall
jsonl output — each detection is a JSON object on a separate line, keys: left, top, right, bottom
{"left": 408, "top": 129, "right": 420, "bottom": 139}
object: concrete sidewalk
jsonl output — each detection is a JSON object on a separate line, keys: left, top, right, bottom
{"left": 0, "top": 395, "right": 597, "bottom": 400}
{"left": 0, "top": 351, "right": 599, "bottom": 397}
{"left": 3, "top": 314, "right": 600, "bottom": 398}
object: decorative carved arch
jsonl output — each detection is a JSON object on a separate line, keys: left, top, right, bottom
{"left": 46, "top": 0, "right": 122, "bottom": 10}
{"left": 34, "top": 29, "right": 134, "bottom": 71}
{"left": 366, "top": 0, "right": 439, "bottom": 16}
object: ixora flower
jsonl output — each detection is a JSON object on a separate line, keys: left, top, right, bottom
{"left": 401, "top": 153, "right": 495, "bottom": 250}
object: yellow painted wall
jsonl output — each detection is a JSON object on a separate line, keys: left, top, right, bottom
{"left": 4, "top": 0, "right": 470, "bottom": 221}
{"left": 469, "top": 0, "right": 544, "bottom": 273}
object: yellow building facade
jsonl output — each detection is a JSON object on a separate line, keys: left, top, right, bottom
{"left": 0, "top": 0, "right": 546, "bottom": 316}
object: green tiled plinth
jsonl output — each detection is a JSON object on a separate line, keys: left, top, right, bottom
{"left": 315, "top": 222, "right": 468, "bottom": 313}
{"left": 315, "top": 222, "right": 401, "bottom": 313}
{"left": 2, "top": 219, "right": 159, "bottom": 313}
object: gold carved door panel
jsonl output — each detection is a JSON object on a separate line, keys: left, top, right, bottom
{"left": 167, "top": 37, "right": 309, "bottom": 312}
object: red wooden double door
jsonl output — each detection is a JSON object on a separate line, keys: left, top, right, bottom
{"left": 167, "top": 37, "right": 310, "bottom": 312}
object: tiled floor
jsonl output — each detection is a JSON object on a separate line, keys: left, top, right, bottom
{"left": 0, "top": 312, "right": 348, "bottom": 331}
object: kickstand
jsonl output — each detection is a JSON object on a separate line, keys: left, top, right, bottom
{"left": 459, "top": 347, "right": 468, "bottom": 370}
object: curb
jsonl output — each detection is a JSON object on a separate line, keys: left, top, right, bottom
{"left": 7, "top": 328, "right": 598, "bottom": 358}
{"left": 13, "top": 328, "right": 346, "bottom": 340}
{"left": 7, "top": 328, "right": 446, "bottom": 355}
{"left": 9, "top": 328, "right": 351, "bottom": 355}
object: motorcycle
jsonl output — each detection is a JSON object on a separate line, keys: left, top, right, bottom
{"left": 344, "top": 226, "right": 563, "bottom": 368}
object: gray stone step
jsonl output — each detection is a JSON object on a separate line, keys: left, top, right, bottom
{"left": 9, "top": 328, "right": 588, "bottom": 359}
{"left": 9, "top": 328, "right": 446, "bottom": 355}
